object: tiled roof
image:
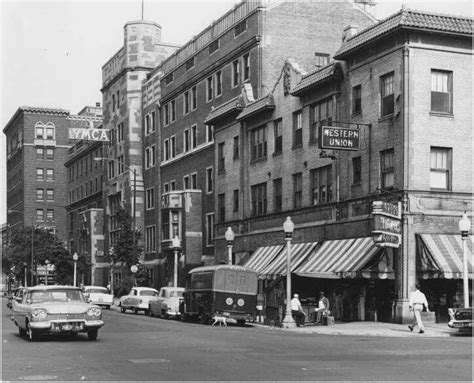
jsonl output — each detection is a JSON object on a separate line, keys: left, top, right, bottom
{"left": 204, "top": 96, "right": 244, "bottom": 124}
{"left": 291, "top": 63, "right": 336, "bottom": 96}
{"left": 19, "top": 106, "right": 70, "bottom": 115}
{"left": 237, "top": 95, "right": 275, "bottom": 121}
{"left": 335, "top": 8, "right": 473, "bottom": 59}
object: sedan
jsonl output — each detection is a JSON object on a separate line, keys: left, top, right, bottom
{"left": 149, "top": 287, "right": 185, "bottom": 318}
{"left": 83, "top": 286, "right": 113, "bottom": 309}
{"left": 11, "top": 285, "right": 104, "bottom": 341}
{"left": 119, "top": 287, "right": 159, "bottom": 314}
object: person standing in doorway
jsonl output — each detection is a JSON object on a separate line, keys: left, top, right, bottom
{"left": 315, "top": 291, "right": 330, "bottom": 324}
{"left": 290, "top": 293, "right": 306, "bottom": 327}
{"left": 408, "top": 283, "right": 430, "bottom": 334}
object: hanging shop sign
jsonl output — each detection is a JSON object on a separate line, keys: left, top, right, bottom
{"left": 320, "top": 126, "right": 360, "bottom": 151}
{"left": 372, "top": 201, "right": 402, "bottom": 248}
{"left": 69, "top": 128, "right": 110, "bottom": 141}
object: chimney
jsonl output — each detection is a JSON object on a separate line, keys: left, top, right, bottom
{"left": 342, "top": 25, "right": 359, "bottom": 43}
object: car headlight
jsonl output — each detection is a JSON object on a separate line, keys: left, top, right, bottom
{"left": 87, "top": 307, "right": 102, "bottom": 317}
{"left": 31, "top": 308, "right": 48, "bottom": 320}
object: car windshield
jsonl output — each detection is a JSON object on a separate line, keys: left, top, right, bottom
{"left": 86, "top": 288, "right": 107, "bottom": 294}
{"left": 169, "top": 291, "right": 183, "bottom": 298}
{"left": 139, "top": 290, "right": 158, "bottom": 297}
{"left": 30, "top": 289, "right": 85, "bottom": 303}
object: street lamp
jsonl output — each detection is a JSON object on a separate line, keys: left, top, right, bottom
{"left": 282, "top": 216, "right": 296, "bottom": 328}
{"left": 130, "top": 264, "right": 138, "bottom": 287}
{"left": 172, "top": 236, "right": 181, "bottom": 287}
{"left": 72, "top": 252, "right": 79, "bottom": 287}
{"left": 225, "top": 227, "right": 235, "bottom": 265}
{"left": 458, "top": 212, "right": 471, "bottom": 308}
{"left": 94, "top": 157, "right": 137, "bottom": 270}
{"left": 45, "top": 260, "right": 50, "bottom": 286}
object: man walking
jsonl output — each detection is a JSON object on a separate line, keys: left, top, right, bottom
{"left": 408, "top": 283, "right": 430, "bottom": 333}
{"left": 290, "top": 293, "right": 305, "bottom": 327}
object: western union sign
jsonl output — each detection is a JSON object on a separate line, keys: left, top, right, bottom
{"left": 320, "top": 126, "right": 360, "bottom": 151}
{"left": 69, "top": 128, "right": 110, "bottom": 141}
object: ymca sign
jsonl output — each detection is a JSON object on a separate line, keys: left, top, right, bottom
{"left": 69, "top": 128, "right": 110, "bottom": 141}
{"left": 320, "top": 126, "right": 360, "bottom": 151}
{"left": 372, "top": 200, "right": 402, "bottom": 248}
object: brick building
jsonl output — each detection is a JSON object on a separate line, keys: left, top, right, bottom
{"left": 151, "top": 0, "right": 374, "bottom": 287}
{"left": 212, "top": 8, "right": 473, "bottom": 324}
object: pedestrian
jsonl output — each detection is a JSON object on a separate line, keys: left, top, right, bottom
{"left": 408, "top": 283, "right": 430, "bottom": 333}
{"left": 314, "top": 291, "right": 330, "bottom": 324}
{"left": 334, "top": 290, "right": 343, "bottom": 321}
{"left": 290, "top": 293, "right": 306, "bottom": 327}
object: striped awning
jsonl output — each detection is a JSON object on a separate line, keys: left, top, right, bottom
{"left": 359, "top": 250, "right": 395, "bottom": 279}
{"left": 417, "top": 234, "right": 473, "bottom": 279}
{"left": 333, "top": 237, "right": 384, "bottom": 277}
{"left": 258, "top": 242, "right": 319, "bottom": 279}
{"left": 243, "top": 245, "right": 284, "bottom": 274}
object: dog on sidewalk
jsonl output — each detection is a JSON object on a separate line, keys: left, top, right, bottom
{"left": 211, "top": 314, "right": 228, "bottom": 327}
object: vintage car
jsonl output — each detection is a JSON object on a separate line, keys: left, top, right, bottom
{"left": 11, "top": 285, "right": 104, "bottom": 341}
{"left": 83, "top": 286, "right": 113, "bottom": 309}
{"left": 7, "top": 287, "right": 27, "bottom": 310}
{"left": 119, "top": 287, "right": 159, "bottom": 314}
{"left": 448, "top": 307, "right": 472, "bottom": 331}
{"left": 148, "top": 287, "right": 185, "bottom": 318}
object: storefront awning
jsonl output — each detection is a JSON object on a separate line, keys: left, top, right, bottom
{"left": 333, "top": 237, "right": 384, "bottom": 277}
{"left": 417, "top": 234, "right": 473, "bottom": 279}
{"left": 243, "top": 245, "right": 284, "bottom": 274}
{"left": 258, "top": 242, "right": 319, "bottom": 279}
{"left": 359, "top": 250, "right": 395, "bottom": 279}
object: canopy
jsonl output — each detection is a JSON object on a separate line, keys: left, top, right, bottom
{"left": 243, "top": 245, "right": 284, "bottom": 274}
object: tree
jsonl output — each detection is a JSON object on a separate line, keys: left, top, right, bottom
{"left": 112, "top": 207, "right": 142, "bottom": 269}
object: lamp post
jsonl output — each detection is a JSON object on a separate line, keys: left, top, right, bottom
{"left": 282, "top": 216, "right": 296, "bottom": 328}
{"left": 172, "top": 236, "right": 181, "bottom": 287}
{"left": 72, "top": 252, "right": 79, "bottom": 287}
{"left": 130, "top": 265, "right": 138, "bottom": 287}
{"left": 45, "top": 260, "right": 50, "bottom": 286}
{"left": 94, "top": 157, "right": 137, "bottom": 270}
{"left": 225, "top": 227, "right": 235, "bottom": 265}
{"left": 458, "top": 212, "right": 471, "bottom": 308}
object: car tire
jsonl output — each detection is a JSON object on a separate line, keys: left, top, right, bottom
{"left": 18, "top": 325, "right": 26, "bottom": 337}
{"left": 237, "top": 319, "right": 246, "bottom": 327}
{"left": 180, "top": 312, "right": 189, "bottom": 322}
{"left": 87, "top": 330, "right": 98, "bottom": 341}
{"left": 134, "top": 308, "right": 139, "bottom": 315}
{"left": 161, "top": 309, "right": 168, "bottom": 319}
{"left": 27, "top": 321, "right": 38, "bottom": 342}
{"left": 120, "top": 303, "right": 126, "bottom": 313}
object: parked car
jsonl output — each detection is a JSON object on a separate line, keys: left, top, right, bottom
{"left": 119, "top": 287, "right": 159, "bottom": 314}
{"left": 7, "top": 287, "right": 27, "bottom": 310}
{"left": 448, "top": 307, "right": 472, "bottom": 332}
{"left": 11, "top": 285, "right": 104, "bottom": 341}
{"left": 83, "top": 286, "right": 113, "bottom": 309}
{"left": 148, "top": 287, "right": 185, "bottom": 318}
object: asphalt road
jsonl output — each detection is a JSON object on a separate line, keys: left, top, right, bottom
{"left": 2, "top": 299, "right": 472, "bottom": 381}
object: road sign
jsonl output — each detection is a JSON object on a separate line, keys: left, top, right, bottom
{"left": 320, "top": 126, "right": 360, "bottom": 151}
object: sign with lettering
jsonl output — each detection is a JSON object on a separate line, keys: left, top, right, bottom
{"left": 69, "top": 128, "right": 110, "bottom": 141}
{"left": 372, "top": 200, "right": 402, "bottom": 248}
{"left": 371, "top": 201, "right": 401, "bottom": 219}
{"left": 320, "top": 126, "right": 360, "bottom": 151}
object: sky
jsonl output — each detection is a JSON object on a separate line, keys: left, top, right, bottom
{"left": 1, "top": 0, "right": 473, "bottom": 223}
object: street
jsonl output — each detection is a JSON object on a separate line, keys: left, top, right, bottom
{"left": 2, "top": 299, "right": 472, "bottom": 381}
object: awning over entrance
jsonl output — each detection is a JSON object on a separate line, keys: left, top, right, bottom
{"left": 359, "top": 250, "right": 395, "bottom": 279}
{"left": 243, "top": 245, "right": 284, "bottom": 274}
{"left": 417, "top": 234, "right": 473, "bottom": 279}
{"left": 258, "top": 242, "right": 319, "bottom": 279}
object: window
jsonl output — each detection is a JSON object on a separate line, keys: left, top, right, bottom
{"left": 46, "top": 148, "right": 54, "bottom": 160}
{"left": 145, "top": 226, "right": 156, "bottom": 252}
{"left": 36, "top": 209, "right": 44, "bottom": 221}
{"left": 293, "top": 173, "right": 303, "bottom": 208}
{"left": 206, "top": 76, "right": 213, "bottom": 101}
{"left": 431, "top": 70, "right": 452, "bottom": 113}
{"left": 380, "top": 72, "right": 394, "bottom": 117}
{"left": 36, "top": 147, "right": 44, "bottom": 160}
{"left": 185, "top": 57, "right": 195, "bottom": 71}
{"left": 46, "top": 168, "right": 54, "bottom": 181}
{"left": 164, "top": 139, "right": 170, "bottom": 161}
{"left": 46, "top": 127, "right": 54, "bottom": 139}
{"left": 430, "top": 147, "right": 452, "bottom": 190}
{"left": 218, "top": 142, "right": 225, "bottom": 173}
{"left": 46, "top": 189, "right": 54, "bottom": 201}
{"left": 251, "top": 182, "right": 267, "bottom": 216}
{"left": 233, "top": 136, "right": 239, "bottom": 160}
{"left": 380, "top": 149, "right": 394, "bottom": 189}
{"left": 310, "top": 97, "right": 334, "bottom": 144}
{"left": 108, "top": 161, "right": 115, "bottom": 179}
{"left": 146, "top": 188, "right": 155, "bottom": 210}
{"left": 293, "top": 111, "right": 303, "bottom": 147}
{"left": 36, "top": 126, "right": 43, "bottom": 139}
{"left": 273, "top": 119, "right": 282, "bottom": 154}
{"left": 310, "top": 165, "right": 333, "bottom": 204}
{"left": 314, "top": 52, "right": 330, "bottom": 67}
{"left": 234, "top": 20, "right": 247, "bottom": 36}
{"left": 164, "top": 103, "right": 170, "bottom": 126}
{"left": 352, "top": 85, "right": 362, "bottom": 114}
{"left": 209, "top": 39, "right": 219, "bottom": 54}
{"left": 112, "top": 94, "right": 116, "bottom": 112}
{"left": 191, "top": 125, "right": 198, "bottom": 148}
{"left": 170, "top": 180, "right": 176, "bottom": 191}
{"left": 46, "top": 209, "right": 54, "bottom": 221}
{"left": 206, "top": 125, "right": 214, "bottom": 143}
{"left": 164, "top": 183, "right": 170, "bottom": 193}
{"left": 36, "top": 188, "right": 44, "bottom": 201}
{"left": 218, "top": 193, "right": 225, "bottom": 222}
{"left": 164, "top": 72, "right": 174, "bottom": 85}
{"left": 184, "top": 129, "right": 190, "bottom": 152}
{"left": 250, "top": 125, "right": 267, "bottom": 162}
{"left": 206, "top": 213, "right": 215, "bottom": 246}
{"left": 191, "top": 173, "right": 197, "bottom": 189}
{"left": 232, "top": 59, "right": 240, "bottom": 87}
{"left": 206, "top": 167, "right": 213, "bottom": 193}
{"left": 215, "top": 71, "right": 222, "bottom": 97}
{"left": 191, "top": 86, "right": 197, "bottom": 110}
{"left": 145, "top": 146, "right": 155, "bottom": 168}
{"left": 273, "top": 178, "right": 282, "bottom": 213}
{"left": 352, "top": 157, "right": 361, "bottom": 184}
{"left": 183, "top": 175, "right": 190, "bottom": 189}
{"left": 170, "top": 136, "right": 176, "bottom": 158}
{"left": 145, "top": 114, "right": 151, "bottom": 135}
{"left": 183, "top": 91, "right": 190, "bottom": 115}
{"left": 171, "top": 100, "right": 176, "bottom": 122}
{"left": 116, "top": 155, "right": 124, "bottom": 174}
{"left": 116, "top": 90, "right": 120, "bottom": 109}
{"left": 36, "top": 168, "right": 44, "bottom": 181}
{"left": 243, "top": 54, "right": 250, "bottom": 81}
{"left": 150, "top": 111, "right": 156, "bottom": 133}
{"left": 233, "top": 189, "right": 239, "bottom": 213}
